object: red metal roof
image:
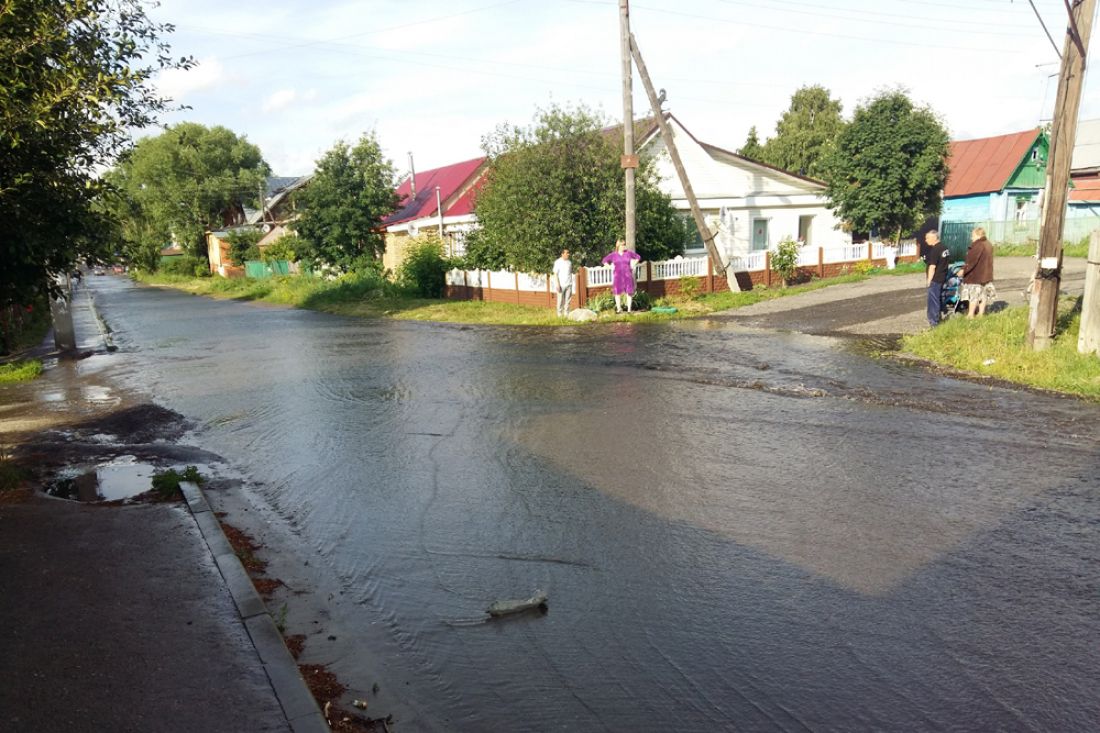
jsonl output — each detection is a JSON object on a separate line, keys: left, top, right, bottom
{"left": 384, "top": 156, "right": 486, "bottom": 226}
{"left": 944, "top": 129, "right": 1040, "bottom": 198}
{"left": 1070, "top": 175, "right": 1100, "bottom": 202}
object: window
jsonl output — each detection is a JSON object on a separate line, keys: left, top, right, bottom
{"left": 798, "top": 215, "right": 814, "bottom": 246}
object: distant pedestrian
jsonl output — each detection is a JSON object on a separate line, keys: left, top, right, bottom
{"left": 961, "top": 227, "right": 995, "bottom": 318}
{"left": 601, "top": 240, "right": 641, "bottom": 313}
{"left": 71, "top": 269, "right": 83, "bottom": 289}
{"left": 552, "top": 249, "right": 573, "bottom": 317}
{"left": 923, "top": 230, "right": 949, "bottom": 326}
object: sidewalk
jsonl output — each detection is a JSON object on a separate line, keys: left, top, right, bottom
{"left": 0, "top": 281, "right": 324, "bottom": 732}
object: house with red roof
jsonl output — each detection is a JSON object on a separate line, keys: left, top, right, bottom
{"left": 942, "top": 128, "right": 1049, "bottom": 227}
{"left": 381, "top": 156, "right": 487, "bottom": 273}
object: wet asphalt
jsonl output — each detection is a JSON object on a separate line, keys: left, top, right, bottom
{"left": 70, "top": 275, "right": 1100, "bottom": 731}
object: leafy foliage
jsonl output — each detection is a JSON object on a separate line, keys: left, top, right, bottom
{"left": 397, "top": 236, "right": 449, "bottom": 298}
{"left": 771, "top": 238, "right": 801, "bottom": 285}
{"left": 225, "top": 229, "right": 264, "bottom": 265}
{"left": 151, "top": 465, "right": 204, "bottom": 500}
{"left": 159, "top": 256, "right": 210, "bottom": 278}
{"left": 107, "top": 123, "right": 269, "bottom": 261}
{"left": 738, "top": 126, "right": 764, "bottom": 160}
{"left": 586, "top": 290, "right": 652, "bottom": 312}
{"left": 292, "top": 132, "right": 400, "bottom": 272}
{"left": 823, "top": 89, "right": 949, "bottom": 243}
{"left": 469, "top": 103, "right": 690, "bottom": 272}
{"left": 261, "top": 237, "right": 297, "bottom": 263}
{"left": 0, "top": 0, "right": 191, "bottom": 305}
{"left": 759, "top": 85, "right": 846, "bottom": 178}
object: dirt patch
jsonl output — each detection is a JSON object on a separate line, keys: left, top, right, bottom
{"left": 284, "top": 634, "right": 306, "bottom": 660}
{"left": 300, "top": 663, "right": 387, "bottom": 732}
{"left": 73, "top": 403, "right": 191, "bottom": 444}
{"left": 217, "top": 516, "right": 269, "bottom": 575}
{"left": 251, "top": 577, "right": 284, "bottom": 599}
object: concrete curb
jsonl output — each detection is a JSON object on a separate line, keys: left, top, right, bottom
{"left": 80, "top": 287, "right": 116, "bottom": 352}
{"left": 180, "top": 481, "right": 329, "bottom": 733}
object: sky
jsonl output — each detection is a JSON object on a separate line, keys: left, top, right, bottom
{"left": 147, "top": 0, "right": 1100, "bottom": 177}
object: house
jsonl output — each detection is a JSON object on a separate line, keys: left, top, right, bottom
{"left": 248, "top": 174, "right": 312, "bottom": 252}
{"left": 1071, "top": 117, "right": 1100, "bottom": 220}
{"left": 941, "top": 128, "right": 1048, "bottom": 227}
{"left": 206, "top": 230, "right": 244, "bottom": 278}
{"left": 635, "top": 115, "right": 848, "bottom": 258}
{"left": 381, "top": 157, "right": 487, "bottom": 273}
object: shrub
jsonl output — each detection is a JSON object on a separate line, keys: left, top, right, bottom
{"left": 151, "top": 465, "right": 204, "bottom": 500}
{"left": 852, "top": 260, "right": 875, "bottom": 275}
{"left": 262, "top": 237, "right": 297, "bottom": 263}
{"left": 225, "top": 229, "right": 264, "bottom": 265}
{"left": 160, "top": 255, "right": 209, "bottom": 278}
{"left": 678, "top": 275, "right": 702, "bottom": 300}
{"left": 397, "top": 238, "right": 449, "bottom": 298}
{"left": 771, "top": 237, "right": 800, "bottom": 286}
{"left": 586, "top": 290, "right": 652, "bottom": 312}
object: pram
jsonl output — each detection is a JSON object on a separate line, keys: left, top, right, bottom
{"left": 939, "top": 261, "right": 968, "bottom": 318}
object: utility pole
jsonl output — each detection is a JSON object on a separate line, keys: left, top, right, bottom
{"left": 619, "top": 0, "right": 636, "bottom": 251}
{"left": 1027, "top": 0, "right": 1096, "bottom": 350}
{"left": 630, "top": 32, "right": 736, "bottom": 289}
{"left": 1079, "top": 229, "right": 1100, "bottom": 354}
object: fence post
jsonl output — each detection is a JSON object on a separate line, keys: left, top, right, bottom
{"left": 867, "top": 242, "right": 873, "bottom": 262}
{"left": 817, "top": 247, "right": 824, "bottom": 278}
{"left": 546, "top": 271, "right": 551, "bottom": 308}
{"left": 578, "top": 267, "right": 588, "bottom": 308}
{"left": 706, "top": 257, "right": 714, "bottom": 293}
{"left": 463, "top": 269, "right": 468, "bottom": 300}
{"left": 514, "top": 272, "right": 520, "bottom": 304}
{"left": 645, "top": 261, "right": 652, "bottom": 293}
{"left": 486, "top": 269, "right": 491, "bottom": 300}
{"left": 765, "top": 251, "right": 772, "bottom": 287}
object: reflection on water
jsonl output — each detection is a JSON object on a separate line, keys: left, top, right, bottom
{"left": 89, "top": 277, "right": 1100, "bottom": 731}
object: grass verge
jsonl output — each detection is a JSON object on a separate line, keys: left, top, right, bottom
{"left": 901, "top": 298, "right": 1100, "bottom": 400}
{"left": 0, "top": 359, "right": 43, "bottom": 384}
{"left": 136, "top": 261, "right": 924, "bottom": 327}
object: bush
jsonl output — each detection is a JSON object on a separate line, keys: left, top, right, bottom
{"left": 678, "top": 275, "right": 702, "bottom": 300}
{"left": 852, "top": 260, "right": 875, "bottom": 275}
{"left": 225, "top": 229, "right": 264, "bottom": 265}
{"left": 771, "top": 237, "right": 800, "bottom": 286}
{"left": 397, "top": 238, "right": 449, "bottom": 298}
{"left": 586, "top": 290, "right": 652, "bottom": 312}
{"left": 159, "top": 255, "right": 209, "bottom": 278}
{"left": 262, "top": 237, "right": 297, "bottom": 263}
{"left": 151, "top": 465, "right": 204, "bottom": 500}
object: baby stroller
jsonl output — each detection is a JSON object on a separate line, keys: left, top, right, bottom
{"left": 940, "top": 262, "right": 968, "bottom": 319}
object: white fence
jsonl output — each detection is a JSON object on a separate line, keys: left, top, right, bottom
{"left": 446, "top": 243, "right": 917, "bottom": 291}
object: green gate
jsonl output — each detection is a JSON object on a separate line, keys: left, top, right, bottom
{"left": 939, "top": 222, "right": 973, "bottom": 261}
{"left": 245, "top": 260, "right": 292, "bottom": 279}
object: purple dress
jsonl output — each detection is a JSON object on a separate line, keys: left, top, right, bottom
{"left": 601, "top": 250, "right": 641, "bottom": 295}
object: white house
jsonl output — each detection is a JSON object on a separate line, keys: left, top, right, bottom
{"left": 638, "top": 114, "right": 849, "bottom": 260}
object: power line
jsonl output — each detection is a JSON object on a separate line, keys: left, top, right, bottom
{"left": 1025, "top": 0, "right": 1064, "bottom": 57}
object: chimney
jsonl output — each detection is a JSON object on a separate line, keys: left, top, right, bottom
{"left": 408, "top": 152, "right": 417, "bottom": 200}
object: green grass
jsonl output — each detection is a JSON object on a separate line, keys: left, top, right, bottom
{"left": 136, "top": 260, "right": 925, "bottom": 327}
{"left": 992, "top": 235, "right": 1092, "bottom": 259}
{"left": 0, "top": 359, "right": 43, "bottom": 384}
{"left": 902, "top": 299, "right": 1100, "bottom": 400}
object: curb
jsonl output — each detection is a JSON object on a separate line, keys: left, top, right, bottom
{"left": 81, "top": 287, "right": 116, "bottom": 352}
{"left": 180, "top": 481, "right": 330, "bottom": 733}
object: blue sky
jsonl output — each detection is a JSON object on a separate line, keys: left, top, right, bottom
{"left": 149, "top": 0, "right": 1099, "bottom": 176}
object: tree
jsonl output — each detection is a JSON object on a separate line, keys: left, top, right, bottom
{"left": 0, "top": 0, "right": 191, "bottom": 305}
{"left": 225, "top": 229, "right": 263, "bottom": 265}
{"left": 292, "top": 132, "right": 399, "bottom": 272}
{"left": 823, "top": 89, "right": 949, "bottom": 243}
{"left": 760, "top": 85, "right": 845, "bottom": 178}
{"left": 738, "top": 126, "right": 764, "bottom": 160}
{"left": 109, "top": 123, "right": 269, "bottom": 261}
{"left": 470, "top": 103, "right": 690, "bottom": 272}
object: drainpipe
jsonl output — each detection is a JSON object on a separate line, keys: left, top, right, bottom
{"left": 436, "top": 186, "right": 444, "bottom": 240}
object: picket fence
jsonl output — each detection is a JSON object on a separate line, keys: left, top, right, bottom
{"left": 443, "top": 242, "right": 919, "bottom": 310}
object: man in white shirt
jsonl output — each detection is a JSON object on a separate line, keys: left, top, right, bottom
{"left": 552, "top": 249, "right": 573, "bottom": 317}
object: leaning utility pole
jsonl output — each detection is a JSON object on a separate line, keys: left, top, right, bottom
{"left": 1027, "top": 0, "right": 1096, "bottom": 350}
{"left": 1079, "top": 229, "right": 1100, "bottom": 354}
{"left": 630, "top": 32, "right": 735, "bottom": 289}
{"left": 619, "top": 0, "right": 637, "bottom": 251}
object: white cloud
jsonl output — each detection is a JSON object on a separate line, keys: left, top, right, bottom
{"left": 155, "top": 56, "right": 226, "bottom": 102}
{"left": 262, "top": 89, "right": 298, "bottom": 113}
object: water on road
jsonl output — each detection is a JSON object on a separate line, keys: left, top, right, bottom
{"left": 87, "top": 277, "right": 1100, "bottom": 731}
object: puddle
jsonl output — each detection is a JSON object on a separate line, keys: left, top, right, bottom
{"left": 45, "top": 457, "right": 157, "bottom": 502}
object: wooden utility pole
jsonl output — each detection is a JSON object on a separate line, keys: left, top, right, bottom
{"left": 629, "top": 33, "right": 736, "bottom": 289}
{"left": 619, "top": 0, "right": 637, "bottom": 251}
{"left": 1027, "top": 0, "right": 1096, "bottom": 350}
{"left": 1078, "top": 228, "right": 1100, "bottom": 354}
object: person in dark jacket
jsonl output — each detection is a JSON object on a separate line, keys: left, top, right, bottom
{"left": 923, "top": 230, "right": 950, "bottom": 326}
{"left": 961, "top": 227, "right": 995, "bottom": 318}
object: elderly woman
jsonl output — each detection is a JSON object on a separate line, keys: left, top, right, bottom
{"left": 601, "top": 240, "right": 641, "bottom": 313}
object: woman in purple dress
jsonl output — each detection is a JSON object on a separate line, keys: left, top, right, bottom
{"left": 601, "top": 240, "right": 642, "bottom": 313}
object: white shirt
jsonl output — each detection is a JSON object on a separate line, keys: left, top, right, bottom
{"left": 552, "top": 257, "right": 572, "bottom": 290}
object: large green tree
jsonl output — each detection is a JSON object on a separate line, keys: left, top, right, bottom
{"left": 292, "top": 132, "right": 399, "bottom": 272}
{"left": 823, "top": 89, "right": 948, "bottom": 243}
{"left": 0, "top": 0, "right": 190, "bottom": 304}
{"left": 760, "top": 85, "right": 845, "bottom": 178}
{"left": 109, "top": 123, "right": 269, "bottom": 261}
{"left": 468, "top": 104, "right": 690, "bottom": 273}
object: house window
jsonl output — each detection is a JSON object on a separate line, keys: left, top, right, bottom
{"left": 752, "top": 218, "right": 770, "bottom": 251}
{"left": 1014, "top": 197, "right": 1029, "bottom": 225}
{"left": 1031, "top": 149, "right": 1038, "bottom": 161}
{"left": 798, "top": 215, "right": 814, "bottom": 246}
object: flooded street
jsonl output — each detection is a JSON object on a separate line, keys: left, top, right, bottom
{"left": 85, "top": 276, "right": 1099, "bottom": 731}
